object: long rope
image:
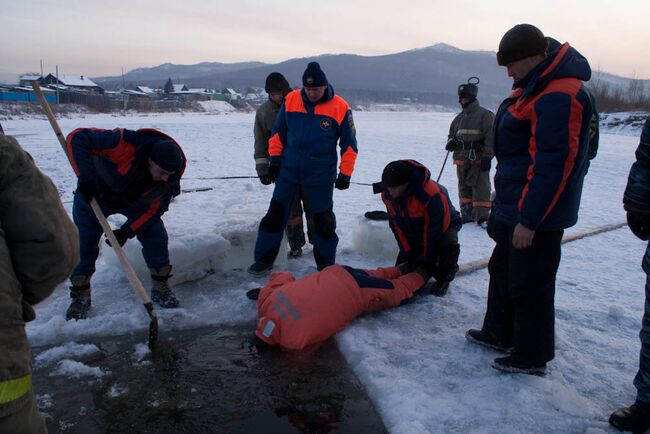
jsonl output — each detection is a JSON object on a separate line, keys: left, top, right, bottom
{"left": 456, "top": 222, "right": 628, "bottom": 277}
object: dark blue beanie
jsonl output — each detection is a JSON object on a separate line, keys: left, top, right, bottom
{"left": 382, "top": 161, "right": 410, "bottom": 187}
{"left": 149, "top": 139, "right": 183, "bottom": 173}
{"left": 302, "top": 62, "right": 328, "bottom": 87}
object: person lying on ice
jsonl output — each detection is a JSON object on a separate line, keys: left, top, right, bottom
{"left": 374, "top": 160, "right": 462, "bottom": 297}
{"left": 65, "top": 127, "right": 186, "bottom": 320}
{"left": 246, "top": 263, "right": 429, "bottom": 350}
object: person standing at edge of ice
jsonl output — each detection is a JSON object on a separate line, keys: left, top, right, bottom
{"left": 248, "top": 61, "right": 358, "bottom": 275}
{"left": 465, "top": 23, "right": 593, "bottom": 375}
{"left": 374, "top": 160, "right": 461, "bottom": 297}
{"left": 445, "top": 77, "right": 495, "bottom": 227}
{"left": 253, "top": 72, "right": 314, "bottom": 258}
{"left": 0, "top": 132, "right": 79, "bottom": 433}
{"left": 65, "top": 128, "right": 186, "bottom": 320}
{"left": 610, "top": 117, "right": 650, "bottom": 433}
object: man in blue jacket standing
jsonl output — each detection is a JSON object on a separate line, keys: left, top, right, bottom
{"left": 65, "top": 128, "right": 186, "bottom": 320}
{"left": 610, "top": 118, "right": 650, "bottom": 432}
{"left": 465, "top": 24, "right": 593, "bottom": 374}
{"left": 249, "top": 62, "right": 358, "bottom": 274}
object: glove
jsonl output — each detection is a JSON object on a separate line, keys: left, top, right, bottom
{"left": 259, "top": 174, "right": 272, "bottom": 185}
{"left": 268, "top": 160, "right": 281, "bottom": 183}
{"left": 627, "top": 211, "right": 650, "bottom": 241}
{"left": 22, "top": 300, "right": 36, "bottom": 323}
{"left": 335, "top": 173, "right": 350, "bottom": 190}
{"left": 445, "top": 138, "right": 458, "bottom": 152}
{"left": 480, "top": 158, "right": 491, "bottom": 171}
{"left": 76, "top": 180, "right": 96, "bottom": 203}
{"left": 105, "top": 229, "right": 131, "bottom": 248}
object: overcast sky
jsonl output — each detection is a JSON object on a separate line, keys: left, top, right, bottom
{"left": 2, "top": 0, "right": 648, "bottom": 82}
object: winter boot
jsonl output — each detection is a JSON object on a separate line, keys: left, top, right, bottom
{"left": 430, "top": 280, "right": 450, "bottom": 297}
{"left": 248, "top": 261, "right": 273, "bottom": 276}
{"left": 66, "top": 276, "right": 91, "bottom": 321}
{"left": 460, "top": 203, "right": 474, "bottom": 224}
{"left": 609, "top": 400, "right": 650, "bottom": 433}
{"left": 246, "top": 287, "right": 261, "bottom": 300}
{"left": 289, "top": 247, "right": 303, "bottom": 258}
{"left": 492, "top": 354, "right": 547, "bottom": 375}
{"left": 465, "top": 329, "right": 513, "bottom": 353}
{"left": 150, "top": 265, "right": 180, "bottom": 308}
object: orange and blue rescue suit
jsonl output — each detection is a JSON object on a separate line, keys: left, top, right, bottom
{"left": 379, "top": 160, "right": 461, "bottom": 279}
{"left": 254, "top": 86, "right": 358, "bottom": 269}
{"left": 492, "top": 42, "right": 593, "bottom": 231}
{"left": 255, "top": 265, "right": 425, "bottom": 349}
{"left": 66, "top": 128, "right": 185, "bottom": 278}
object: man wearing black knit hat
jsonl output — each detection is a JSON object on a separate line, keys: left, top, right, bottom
{"left": 375, "top": 160, "right": 461, "bottom": 296}
{"left": 466, "top": 24, "right": 594, "bottom": 375}
{"left": 249, "top": 62, "right": 358, "bottom": 274}
{"left": 253, "top": 72, "right": 313, "bottom": 258}
{"left": 65, "top": 127, "right": 186, "bottom": 320}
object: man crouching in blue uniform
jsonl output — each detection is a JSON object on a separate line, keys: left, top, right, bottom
{"left": 65, "top": 128, "right": 186, "bottom": 320}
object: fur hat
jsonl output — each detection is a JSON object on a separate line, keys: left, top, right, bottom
{"left": 265, "top": 72, "right": 291, "bottom": 94}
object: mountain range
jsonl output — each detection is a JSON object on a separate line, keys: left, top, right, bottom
{"left": 93, "top": 43, "right": 647, "bottom": 110}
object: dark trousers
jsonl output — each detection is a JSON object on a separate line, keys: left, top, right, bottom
{"left": 482, "top": 219, "right": 563, "bottom": 365}
{"left": 254, "top": 175, "right": 337, "bottom": 270}
{"left": 634, "top": 242, "right": 650, "bottom": 403}
{"left": 286, "top": 187, "right": 314, "bottom": 250}
{"left": 71, "top": 192, "right": 169, "bottom": 278}
{"left": 395, "top": 228, "right": 460, "bottom": 282}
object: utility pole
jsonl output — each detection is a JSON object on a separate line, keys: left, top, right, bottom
{"left": 121, "top": 67, "right": 126, "bottom": 89}
{"left": 40, "top": 59, "right": 43, "bottom": 78}
{"left": 55, "top": 65, "right": 59, "bottom": 105}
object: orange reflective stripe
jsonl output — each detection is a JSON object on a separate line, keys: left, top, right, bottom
{"left": 314, "top": 95, "right": 349, "bottom": 125}
{"left": 472, "top": 201, "right": 492, "bottom": 207}
{"left": 268, "top": 132, "right": 284, "bottom": 157}
{"left": 66, "top": 128, "right": 83, "bottom": 176}
{"left": 339, "top": 147, "right": 357, "bottom": 177}
{"left": 129, "top": 197, "right": 161, "bottom": 232}
{"left": 284, "top": 90, "right": 307, "bottom": 114}
{"left": 453, "top": 159, "right": 464, "bottom": 165}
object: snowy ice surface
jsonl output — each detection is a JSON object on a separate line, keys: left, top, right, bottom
{"left": 51, "top": 360, "right": 107, "bottom": 379}
{"left": 34, "top": 342, "right": 101, "bottom": 367}
{"left": 4, "top": 110, "right": 648, "bottom": 433}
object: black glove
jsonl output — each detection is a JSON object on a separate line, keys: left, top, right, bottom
{"left": 76, "top": 180, "right": 96, "bottom": 203}
{"left": 259, "top": 174, "right": 272, "bottom": 185}
{"left": 269, "top": 160, "right": 281, "bottom": 183}
{"left": 445, "top": 138, "right": 458, "bottom": 152}
{"left": 627, "top": 211, "right": 650, "bottom": 241}
{"left": 335, "top": 173, "right": 350, "bottom": 190}
{"left": 480, "top": 158, "right": 491, "bottom": 171}
{"left": 22, "top": 300, "right": 36, "bottom": 323}
{"left": 105, "top": 229, "right": 130, "bottom": 248}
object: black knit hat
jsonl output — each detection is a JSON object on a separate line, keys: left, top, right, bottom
{"left": 302, "top": 62, "right": 328, "bottom": 87}
{"left": 382, "top": 161, "right": 410, "bottom": 187}
{"left": 497, "top": 24, "right": 548, "bottom": 66}
{"left": 265, "top": 72, "right": 291, "bottom": 94}
{"left": 149, "top": 139, "right": 183, "bottom": 173}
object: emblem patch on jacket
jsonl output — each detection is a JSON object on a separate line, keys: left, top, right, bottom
{"left": 320, "top": 118, "right": 332, "bottom": 130}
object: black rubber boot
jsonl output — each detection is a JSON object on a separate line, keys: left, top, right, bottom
{"left": 150, "top": 265, "right": 180, "bottom": 308}
{"left": 66, "top": 276, "right": 91, "bottom": 321}
{"left": 609, "top": 401, "right": 650, "bottom": 433}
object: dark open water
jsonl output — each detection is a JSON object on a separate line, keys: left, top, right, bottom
{"left": 32, "top": 325, "right": 387, "bottom": 434}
